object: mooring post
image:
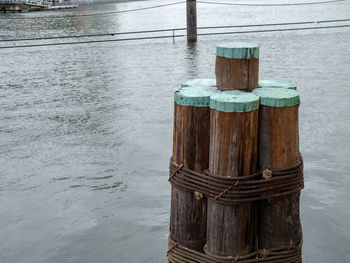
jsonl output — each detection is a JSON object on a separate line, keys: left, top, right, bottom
{"left": 169, "top": 83, "right": 217, "bottom": 252}
{"left": 206, "top": 91, "right": 259, "bottom": 256}
{"left": 215, "top": 43, "right": 259, "bottom": 91}
{"left": 205, "top": 43, "right": 260, "bottom": 257}
{"left": 167, "top": 43, "right": 304, "bottom": 262}
{"left": 253, "top": 88, "right": 303, "bottom": 252}
{"left": 186, "top": 0, "right": 197, "bottom": 42}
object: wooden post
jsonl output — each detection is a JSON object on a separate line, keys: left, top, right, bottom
{"left": 252, "top": 88, "right": 302, "bottom": 251}
{"left": 170, "top": 84, "right": 218, "bottom": 252}
{"left": 258, "top": 80, "right": 297, "bottom": 90}
{"left": 186, "top": 0, "right": 197, "bottom": 42}
{"left": 206, "top": 91, "right": 259, "bottom": 256}
{"left": 215, "top": 43, "right": 259, "bottom": 91}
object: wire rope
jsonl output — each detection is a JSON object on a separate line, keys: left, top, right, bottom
{"left": 0, "top": 0, "right": 185, "bottom": 20}
{"left": 0, "top": 23, "right": 349, "bottom": 49}
{"left": 1, "top": 0, "right": 347, "bottom": 20}
{"left": 197, "top": 0, "right": 346, "bottom": 7}
{"left": 0, "top": 27, "right": 187, "bottom": 42}
{"left": 1, "top": 18, "right": 349, "bottom": 42}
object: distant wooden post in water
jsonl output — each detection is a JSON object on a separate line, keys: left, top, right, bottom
{"left": 186, "top": 0, "right": 197, "bottom": 42}
{"left": 170, "top": 83, "right": 217, "bottom": 252}
{"left": 206, "top": 91, "right": 259, "bottom": 256}
{"left": 253, "top": 88, "right": 303, "bottom": 252}
{"left": 215, "top": 43, "right": 259, "bottom": 91}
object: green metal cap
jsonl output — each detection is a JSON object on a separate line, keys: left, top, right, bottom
{"left": 209, "top": 90, "right": 259, "bottom": 113}
{"left": 174, "top": 85, "right": 219, "bottom": 107}
{"left": 181, "top": 78, "right": 216, "bottom": 88}
{"left": 258, "top": 80, "right": 297, "bottom": 90}
{"left": 216, "top": 42, "right": 260, "bottom": 59}
{"left": 253, "top": 87, "right": 300, "bottom": 107}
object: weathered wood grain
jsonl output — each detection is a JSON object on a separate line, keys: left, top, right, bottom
{"left": 207, "top": 109, "right": 259, "bottom": 256}
{"left": 186, "top": 0, "right": 197, "bottom": 42}
{"left": 258, "top": 105, "right": 302, "bottom": 250}
{"left": 170, "top": 103, "right": 209, "bottom": 251}
{"left": 215, "top": 56, "right": 259, "bottom": 91}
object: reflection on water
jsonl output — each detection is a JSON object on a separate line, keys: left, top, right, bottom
{"left": 185, "top": 42, "right": 199, "bottom": 77}
{"left": 0, "top": 1, "right": 350, "bottom": 263}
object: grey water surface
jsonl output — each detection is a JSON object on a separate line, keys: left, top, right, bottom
{"left": 0, "top": 0, "right": 350, "bottom": 262}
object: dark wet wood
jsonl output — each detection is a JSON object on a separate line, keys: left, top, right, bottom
{"left": 170, "top": 103, "right": 209, "bottom": 251}
{"left": 207, "top": 109, "right": 259, "bottom": 256}
{"left": 215, "top": 56, "right": 259, "bottom": 91}
{"left": 258, "top": 105, "right": 302, "bottom": 250}
{"left": 186, "top": 0, "right": 197, "bottom": 42}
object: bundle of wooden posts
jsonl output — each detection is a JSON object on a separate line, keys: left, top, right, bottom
{"left": 168, "top": 43, "right": 303, "bottom": 262}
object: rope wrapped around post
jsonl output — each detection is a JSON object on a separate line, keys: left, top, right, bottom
{"left": 168, "top": 154, "right": 304, "bottom": 205}
{"left": 167, "top": 236, "right": 302, "bottom": 263}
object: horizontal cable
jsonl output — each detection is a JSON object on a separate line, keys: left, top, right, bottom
{"left": 0, "top": 24, "right": 349, "bottom": 49}
{"left": 1, "top": 0, "right": 346, "bottom": 20}
{"left": 0, "top": 0, "right": 185, "bottom": 20}
{"left": 0, "top": 0, "right": 347, "bottom": 21}
{"left": 1, "top": 18, "right": 349, "bottom": 42}
{"left": 0, "top": 27, "right": 186, "bottom": 42}
{"left": 0, "top": 34, "right": 186, "bottom": 49}
{"left": 197, "top": 24, "right": 350, "bottom": 36}
{"left": 198, "top": 0, "right": 346, "bottom": 6}
{"left": 198, "top": 18, "right": 350, "bottom": 30}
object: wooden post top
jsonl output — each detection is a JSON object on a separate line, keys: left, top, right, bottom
{"left": 181, "top": 78, "right": 216, "bottom": 88}
{"left": 258, "top": 80, "right": 297, "bottom": 90}
{"left": 174, "top": 85, "right": 218, "bottom": 107}
{"left": 253, "top": 87, "right": 300, "bottom": 107}
{"left": 209, "top": 90, "right": 259, "bottom": 112}
{"left": 216, "top": 42, "right": 259, "bottom": 59}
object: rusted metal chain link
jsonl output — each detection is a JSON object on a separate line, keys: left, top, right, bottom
{"left": 168, "top": 155, "right": 303, "bottom": 205}
{"left": 167, "top": 237, "right": 302, "bottom": 263}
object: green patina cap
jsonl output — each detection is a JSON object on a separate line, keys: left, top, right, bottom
{"left": 258, "top": 80, "right": 297, "bottom": 90}
{"left": 209, "top": 90, "right": 259, "bottom": 113}
{"left": 174, "top": 85, "right": 219, "bottom": 107}
{"left": 181, "top": 78, "right": 216, "bottom": 88}
{"left": 216, "top": 42, "right": 260, "bottom": 59}
{"left": 253, "top": 87, "right": 300, "bottom": 107}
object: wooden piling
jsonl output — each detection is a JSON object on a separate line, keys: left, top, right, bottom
{"left": 206, "top": 91, "right": 259, "bottom": 256}
{"left": 186, "top": 0, "right": 197, "bottom": 42}
{"left": 170, "top": 84, "right": 218, "bottom": 252}
{"left": 252, "top": 88, "right": 302, "bottom": 250}
{"left": 258, "top": 80, "right": 297, "bottom": 90}
{"left": 215, "top": 43, "right": 259, "bottom": 92}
